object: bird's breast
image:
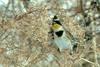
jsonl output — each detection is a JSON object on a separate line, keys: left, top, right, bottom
{"left": 55, "top": 30, "right": 64, "bottom": 37}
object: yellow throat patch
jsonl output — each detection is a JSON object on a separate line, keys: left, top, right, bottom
{"left": 51, "top": 23, "right": 61, "bottom": 30}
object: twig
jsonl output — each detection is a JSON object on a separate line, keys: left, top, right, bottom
{"left": 80, "top": 58, "right": 95, "bottom": 65}
{"left": 0, "top": 30, "right": 11, "bottom": 42}
{"left": 91, "top": 20, "right": 100, "bottom": 67}
{"left": 11, "top": 0, "right": 15, "bottom": 17}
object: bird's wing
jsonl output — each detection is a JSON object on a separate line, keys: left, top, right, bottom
{"left": 63, "top": 26, "right": 74, "bottom": 41}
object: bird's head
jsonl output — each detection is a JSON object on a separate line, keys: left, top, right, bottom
{"left": 52, "top": 15, "right": 62, "bottom": 25}
{"left": 51, "top": 15, "right": 62, "bottom": 30}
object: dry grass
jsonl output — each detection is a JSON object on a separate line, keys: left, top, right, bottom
{"left": 0, "top": 1, "right": 100, "bottom": 67}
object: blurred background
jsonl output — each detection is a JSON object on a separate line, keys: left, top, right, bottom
{"left": 0, "top": 0, "right": 100, "bottom": 67}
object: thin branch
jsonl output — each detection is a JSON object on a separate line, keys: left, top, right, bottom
{"left": 91, "top": 20, "right": 100, "bottom": 67}
{"left": 80, "top": 58, "right": 95, "bottom": 65}
{"left": 11, "top": 0, "right": 15, "bottom": 17}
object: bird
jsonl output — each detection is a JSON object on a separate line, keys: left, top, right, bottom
{"left": 48, "top": 15, "right": 77, "bottom": 54}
